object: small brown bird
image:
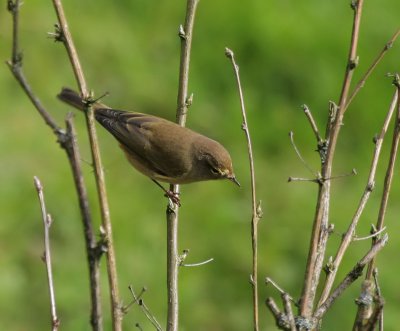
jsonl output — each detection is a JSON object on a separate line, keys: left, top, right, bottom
{"left": 58, "top": 88, "right": 239, "bottom": 203}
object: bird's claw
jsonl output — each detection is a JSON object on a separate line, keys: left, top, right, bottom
{"left": 164, "top": 190, "right": 181, "bottom": 207}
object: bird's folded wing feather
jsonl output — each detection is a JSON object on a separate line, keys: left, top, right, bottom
{"left": 95, "top": 109, "right": 192, "bottom": 178}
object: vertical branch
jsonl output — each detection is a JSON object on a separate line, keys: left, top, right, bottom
{"left": 63, "top": 114, "right": 103, "bottom": 331}
{"left": 366, "top": 78, "right": 400, "bottom": 279}
{"left": 167, "top": 1, "right": 199, "bottom": 331}
{"left": 34, "top": 177, "right": 60, "bottom": 331}
{"left": 300, "top": 0, "right": 365, "bottom": 318}
{"left": 51, "top": 1, "right": 121, "bottom": 330}
{"left": 225, "top": 48, "right": 261, "bottom": 331}
{"left": 52, "top": 0, "right": 87, "bottom": 95}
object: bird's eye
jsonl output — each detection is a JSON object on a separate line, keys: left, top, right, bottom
{"left": 210, "top": 167, "right": 220, "bottom": 175}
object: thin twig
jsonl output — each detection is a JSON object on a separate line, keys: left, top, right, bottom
{"left": 180, "top": 258, "right": 214, "bottom": 267}
{"left": 313, "top": 234, "right": 388, "bottom": 321}
{"left": 7, "top": 3, "right": 102, "bottom": 329}
{"left": 346, "top": 28, "right": 400, "bottom": 109}
{"left": 128, "top": 286, "right": 163, "bottom": 331}
{"left": 282, "top": 293, "right": 296, "bottom": 331}
{"left": 265, "top": 277, "right": 297, "bottom": 306}
{"left": 288, "top": 177, "right": 320, "bottom": 183}
{"left": 265, "top": 298, "right": 288, "bottom": 331}
{"left": 317, "top": 88, "right": 398, "bottom": 307}
{"left": 302, "top": 104, "right": 323, "bottom": 143}
{"left": 300, "top": 0, "right": 365, "bottom": 318}
{"left": 167, "top": 1, "right": 199, "bottom": 330}
{"left": 34, "top": 177, "right": 60, "bottom": 331}
{"left": 7, "top": 0, "right": 61, "bottom": 134}
{"left": 289, "top": 131, "right": 318, "bottom": 176}
{"left": 225, "top": 47, "right": 261, "bottom": 331}
{"left": 51, "top": 1, "right": 121, "bottom": 329}
{"left": 353, "top": 226, "right": 387, "bottom": 241}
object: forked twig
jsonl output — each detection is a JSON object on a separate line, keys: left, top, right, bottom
{"left": 314, "top": 234, "right": 388, "bottom": 321}
{"left": 127, "top": 285, "right": 163, "bottom": 331}
{"left": 317, "top": 88, "right": 398, "bottom": 307}
{"left": 265, "top": 277, "right": 297, "bottom": 306}
{"left": 225, "top": 47, "right": 261, "bottom": 331}
{"left": 300, "top": 0, "right": 365, "bottom": 318}
{"left": 51, "top": 1, "right": 121, "bottom": 329}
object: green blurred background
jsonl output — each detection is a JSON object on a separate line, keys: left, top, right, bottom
{"left": 1, "top": 1, "right": 399, "bottom": 330}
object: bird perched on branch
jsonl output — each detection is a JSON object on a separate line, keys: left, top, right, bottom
{"left": 58, "top": 88, "right": 239, "bottom": 205}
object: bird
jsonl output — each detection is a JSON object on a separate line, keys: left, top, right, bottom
{"left": 58, "top": 88, "right": 239, "bottom": 205}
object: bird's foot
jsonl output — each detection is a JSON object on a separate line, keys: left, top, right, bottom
{"left": 164, "top": 190, "right": 181, "bottom": 207}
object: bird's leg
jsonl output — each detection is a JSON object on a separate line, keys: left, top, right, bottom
{"left": 151, "top": 179, "right": 181, "bottom": 206}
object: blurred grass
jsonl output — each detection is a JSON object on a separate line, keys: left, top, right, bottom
{"left": 0, "top": 1, "right": 399, "bottom": 330}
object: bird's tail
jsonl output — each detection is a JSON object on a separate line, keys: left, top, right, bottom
{"left": 57, "top": 87, "right": 108, "bottom": 111}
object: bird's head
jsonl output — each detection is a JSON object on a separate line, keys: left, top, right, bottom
{"left": 196, "top": 138, "right": 240, "bottom": 186}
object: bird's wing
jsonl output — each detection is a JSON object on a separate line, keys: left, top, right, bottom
{"left": 95, "top": 108, "right": 191, "bottom": 179}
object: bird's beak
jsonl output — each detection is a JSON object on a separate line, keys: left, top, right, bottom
{"left": 228, "top": 175, "right": 241, "bottom": 187}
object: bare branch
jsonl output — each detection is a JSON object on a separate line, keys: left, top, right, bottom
{"left": 34, "top": 177, "right": 60, "bottom": 331}
{"left": 265, "top": 277, "right": 297, "bottom": 307}
{"left": 282, "top": 293, "right": 296, "bottom": 331}
{"left": 167, "top": 1, "right": 200, "bottom": 330}
{"left": 317, "top": 89, "right": 398, "bottom": 306}
{"left": 372, "top": 268, "right": 384, "bottom": 331}
{"left": 366, "top": 81, "right": 400, "bottom": 279}
{"left": 127, "top": 285, "right": 163, "bottom": 331}
{"left": 180, "top": 258, "right": 214, "bottom": 267}
{"left": 353, "top": 226, "right": 387, "bottom": 242}
{"left": 51, "top": 0, "right": 88, "bottom": 95}
{"left": 289, "top": 131, "right": 318, "bottom": 177}
{"left": 51, "top": 1, "right": 121, "bottom": 329}
{"left": 7, "top": 3, "right": 103, "bottom": 329}
{"left": 313, "top": 234, "right": 388, "bottom": 321}
{"left": 63, "top": 114, "right": 103, "bottom": 331}
{"left": 6, "top": 0, "right": 61, "bottom": 134}
{"left": 225, "top": 47, "right": 261, "bottom": 331}
{"left": 266, "top": 298, "right": 288, "bottom": 331}
{"left": 300, "top": 0, "right": 366, "bottom": 317}
{"left": 302, "top": 104, "right": 322, "bottom": 143}
{"left": 346, "top": 28, "right": 400, "bottom": 109}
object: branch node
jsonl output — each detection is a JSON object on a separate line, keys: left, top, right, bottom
{"left": 249, "top": 274, "right": 255, "bottom": 286}
{"left": 48, "top": 23, "right": 65, "bottom": 43}
{"left": 224, "top": 47, "right": 234, "bottom": 59}
{"left": 178, "top": 24, "right": 186, "bottom": 40}
{"left": 328, "top": 223, "right": 335, "bottom": 235}
{"left": 348, "top": 56, "right": 359, "bottom": 71}
{"left": 185, "top": 93, "right": 194, "bottom": 108}
{"left": 256, "top": 200, "right": 263, "bottom": 219}
{"left": 295, "top": 316, "right": 314, "bottom": 331}
{"left": 350, "top": 0, "right": 359, "bottom": 10}
{"left": 7, "top": 0, "right": 20, "bottom": 13}
{"left": 323, "top": 256, "right": 335, "bottom": 275}
{"left": 178, "top": 249, "right": 189, "bottom": 264}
